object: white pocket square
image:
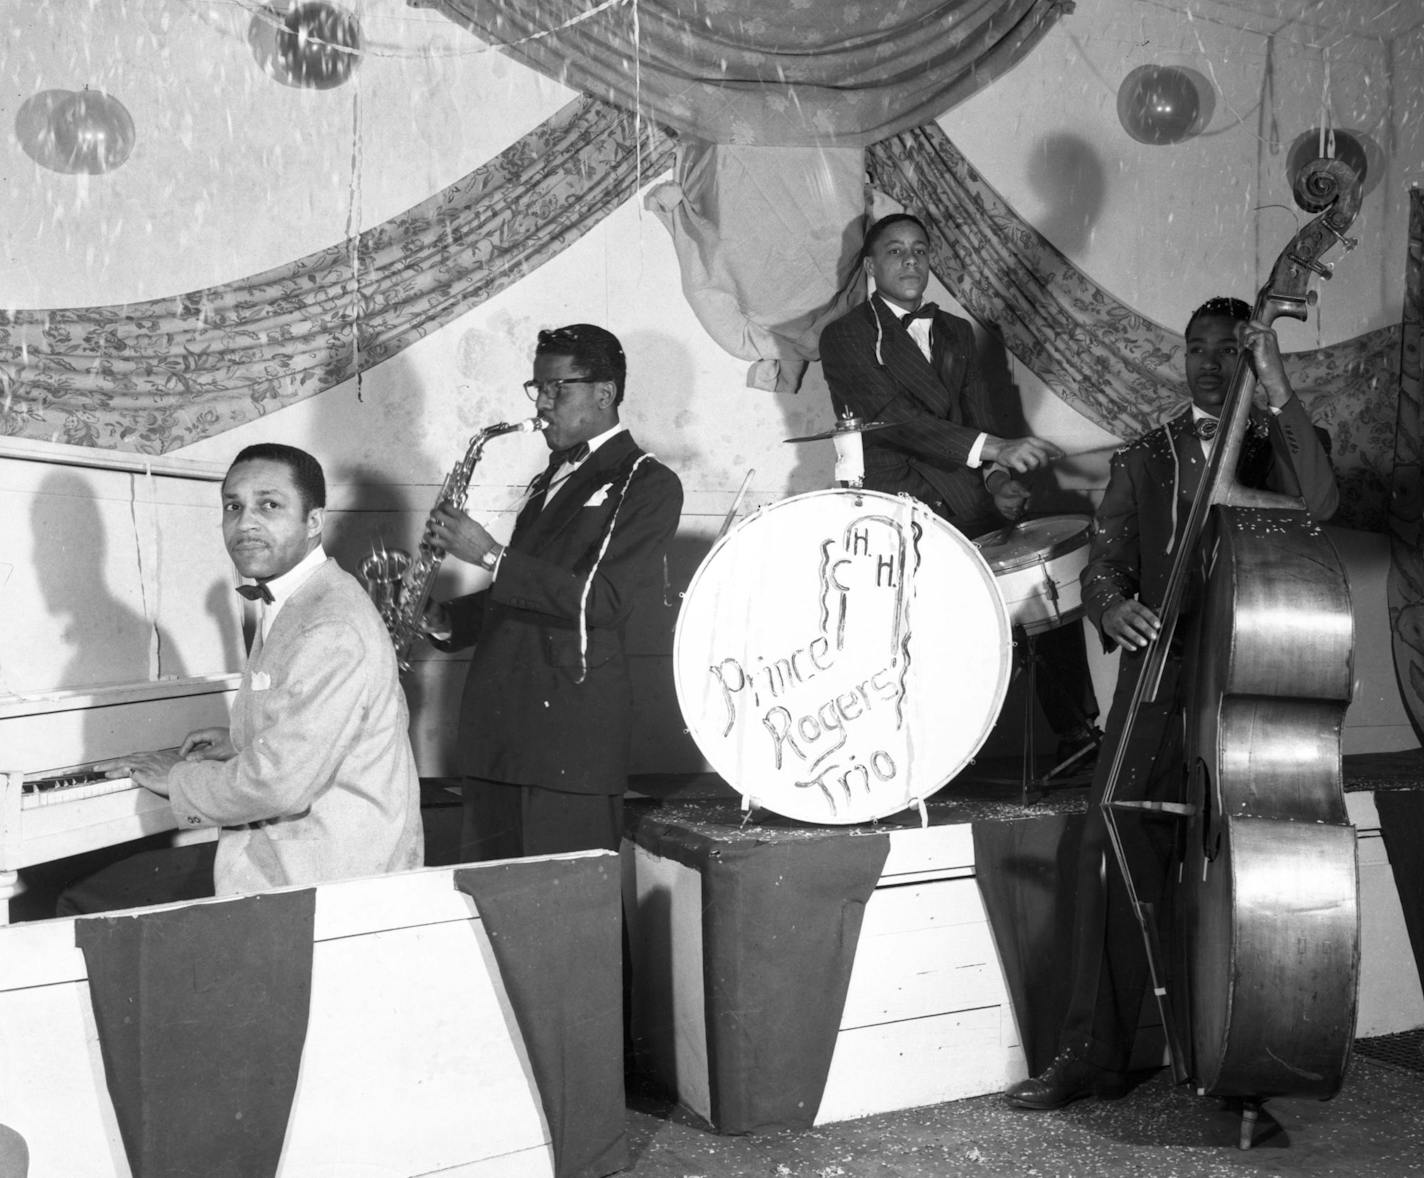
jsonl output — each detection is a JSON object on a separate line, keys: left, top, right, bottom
{"left": 583, "top": 486, "right": 610, "bottom": 507}
{"left": 250, "top": 670, "right": 272, "bottom": 691}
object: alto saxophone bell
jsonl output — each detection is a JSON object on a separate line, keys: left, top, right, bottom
{"left": 359, "top": 543, "right": 412, "bottom": 621}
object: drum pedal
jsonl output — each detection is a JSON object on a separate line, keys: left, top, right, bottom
{"left": 1025, "top": 728, "right": 1102, "bottom": 803}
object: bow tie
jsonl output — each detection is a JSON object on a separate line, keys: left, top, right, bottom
{"left": 900, "top": 303, "right": 938, "bottom": 327}
{"left": 548, "top": 441, "right": 590, "bottom": 469}
{"left": 1194, "top": 416, "right": 1219, "bottom": 441}
{"left": 235, "top": 582, "right": 273, "bottom": 604}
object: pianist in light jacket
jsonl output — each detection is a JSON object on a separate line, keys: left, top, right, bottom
{"left": 71, "top": 443, "right": 422, "bottom": 909}
{"left": 174, "top": 444, "right": 422, "bottom": 895}
{"left": 169, "top": 560, "right": 424, "bottom": 896}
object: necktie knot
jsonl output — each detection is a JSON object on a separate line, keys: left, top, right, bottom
{"left": 236, "top": 582, "right": 273, "bottom": 604}
{"left": 900, "top": 302, "right": 938, "bottom": 327}
{"left": 1195, "top": 416, "right": 1219, "bottom": 441}
{"left": 548, "top": 441, "right": 590, "bottom": 469}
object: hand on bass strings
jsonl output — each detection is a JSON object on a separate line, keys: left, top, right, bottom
{"left": 1238, "top": 320, "right": 1293, "bottom": 409}
{"left": 982, "top": 435, "right": 1064, "bottom": 473}
{"left": 425, "top": 502, "right": 501, "bottom": 570}
{"left": 1102, "top": 598, "right": 1162, "bottom": 651}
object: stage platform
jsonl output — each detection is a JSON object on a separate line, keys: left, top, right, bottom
{"left": 622, "top": 751, "right": 1424, "bottom": 1136}
{"left": 0, "top": 853, "right": 628, "bottom": 1178}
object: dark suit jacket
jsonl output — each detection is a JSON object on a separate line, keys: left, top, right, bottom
{"left": 819, "top": 294, "right": 1008, "bottom": 533}
{"left": 437, "top": 430, "right": 683, "bottom": 795}
{"left": 1080, "top": 399, "right": 1339, "bottom": 640}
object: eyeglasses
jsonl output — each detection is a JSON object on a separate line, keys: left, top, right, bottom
{"left": 523, "top": 378, "right": 596, "bottom": 402}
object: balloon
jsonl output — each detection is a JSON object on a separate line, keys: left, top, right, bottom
{"left": 1116, "top": 65, "right": 1207, "bottom": 146}
{"left": 250, "top": 2, "right": 362, "bottom": 90}
{"left": 13, "top": 88, "right": 134, "bottom": 175}
{"left": 53, "top": 90, "right": 136, "bottom": 174}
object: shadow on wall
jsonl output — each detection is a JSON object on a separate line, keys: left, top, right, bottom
{"left": 1025, "top": 133, "right": 1107, "bottom": 259}
{"left": 620, "top": 326, "right": 836, "bottom": 505}
{"left": 315, "top": 355, "right": 436, "bottom": 725}
{"left": 29, "top": 471, "right": 191, "bottom": 692}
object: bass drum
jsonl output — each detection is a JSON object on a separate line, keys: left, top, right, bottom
{"left": 674, "top": 490, "right": 1012, "bottom": 825}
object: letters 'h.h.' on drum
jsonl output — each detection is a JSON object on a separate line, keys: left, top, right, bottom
{"left": 674, "top": 490, "right": 1012, "bottom": 825}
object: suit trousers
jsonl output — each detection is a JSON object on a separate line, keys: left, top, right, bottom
{"left": 1059, "top": 652, "right": 1184, "bottom": 1072}
{"left": 55, "top": 840, "right": 217, "bottom": 916}
{"left": 459, "top": 776, "right": 625, "bottom": 863}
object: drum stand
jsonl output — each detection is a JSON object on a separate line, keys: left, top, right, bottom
{"left": 1014, "top": 628, "right": 1102, "bottom": 806}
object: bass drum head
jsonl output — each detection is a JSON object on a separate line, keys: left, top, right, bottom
{"left": 674, "top": 490, "right": 1012, "bottom": 824}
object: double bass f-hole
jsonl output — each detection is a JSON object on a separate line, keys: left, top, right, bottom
{"left": 1191, "top": 756, "right": 1220, "bottom": 867}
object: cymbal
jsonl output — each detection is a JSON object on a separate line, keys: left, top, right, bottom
{"left": 784, "top": 420, "right": 900, "bottom": 443}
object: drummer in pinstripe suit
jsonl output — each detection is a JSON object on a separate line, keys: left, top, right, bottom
{"left": 819, "top": 212, "right": 1101, "bottom": 762}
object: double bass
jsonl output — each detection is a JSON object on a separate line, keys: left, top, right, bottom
{"left": 1101, "top": 157, "right": 1364, "bottom": 1148}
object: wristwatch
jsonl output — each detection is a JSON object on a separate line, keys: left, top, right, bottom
{"left": 480, "top": 547, "right": 499, "bottom": 571}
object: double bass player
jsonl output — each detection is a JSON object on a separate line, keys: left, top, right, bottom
{"left": 1005, "top": 296, "right": 1340, "bottom": 1110}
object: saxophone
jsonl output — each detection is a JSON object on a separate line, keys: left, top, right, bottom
{"left": 362, "top": 417, "right": 546, "bottom": 672}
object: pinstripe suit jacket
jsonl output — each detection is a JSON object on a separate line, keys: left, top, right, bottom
{"left": 819, "top": 294, "right": 1007, "bottom": 534}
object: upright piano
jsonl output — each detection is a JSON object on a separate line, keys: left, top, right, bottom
{"left": 0, "top": 435, "right": 245, "bottom": 922}
{"left": 0, "top": 674, "right": 241, "bottom": 921}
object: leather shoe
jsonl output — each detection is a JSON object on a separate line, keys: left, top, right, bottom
{"left": 1004, "top": 1049, "right": 1129, "bottom": 1110}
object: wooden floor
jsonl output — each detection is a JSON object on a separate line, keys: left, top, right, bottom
{"left": 620, "top": 1049, "right": 1424, "bottom": 1177}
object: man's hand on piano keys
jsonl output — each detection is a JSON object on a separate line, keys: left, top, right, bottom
{"left": 180, "top": 727, "right": 235, "bottom": 762}
{"left": 94, "top": 749, "right": 183, "bottom": 797}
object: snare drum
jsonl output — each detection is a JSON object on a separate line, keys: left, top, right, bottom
{"left": 973, "top": 515, "right": 1092, "bottom": 635}
{"left": 674, "top": 489, "right": 1012, "bottom": 825}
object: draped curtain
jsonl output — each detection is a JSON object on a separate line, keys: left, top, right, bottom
{"left": 0, "top": 92, "right": 1405, "bottom": 538}
{"left": 0, "top": 97, "right": 671, "bottom": 453}
{"left": 868, "top": 122, "right": 1401, "bottom": 533}
{"left": 418, "top": 0, "right": 1074, "bottom": 390}
{"left": 417, "top": 0, "right": 1072, "bottom": 149}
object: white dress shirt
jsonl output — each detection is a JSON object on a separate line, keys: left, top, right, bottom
{"left": 252, "top": 544, "right": 327, "bottom": 641}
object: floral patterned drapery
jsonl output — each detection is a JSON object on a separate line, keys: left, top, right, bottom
{"left": 868, "top": 122, "right": 1400, "bottom": 533}
{"left": 1, "top": 88, "right": 1404, "bottom": 537}
{"left": 419, "top": 0, "right": 1072, "bottom": 148}
{"left": 1389, "top": 188, "right": 1423, "bottom": 742}
{"left": 422, "top": 0, "right": 1073, "bottom": 390}
{"left": 0, "top": 97, "right": 673, "bottom": 454}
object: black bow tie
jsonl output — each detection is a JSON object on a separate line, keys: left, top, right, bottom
{"left": 900, "top": 303, "right": 938, "bottom": 327}
{"left": 548, "top": 441, "right": 590, "bottom": 469}
{"left": 235, "top": 582, "right": 273, "bottom": 604}
{"left": 1194, "top": 417, "right": 1219, "bottom": 441}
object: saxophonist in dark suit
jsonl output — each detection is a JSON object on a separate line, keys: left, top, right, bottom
{"left": 423, "top": 324, "right": 684, "bottom": 862}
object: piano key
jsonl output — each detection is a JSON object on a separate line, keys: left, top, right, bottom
{"left": 21, "top": 776, "right": 136, "bottom": 809}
